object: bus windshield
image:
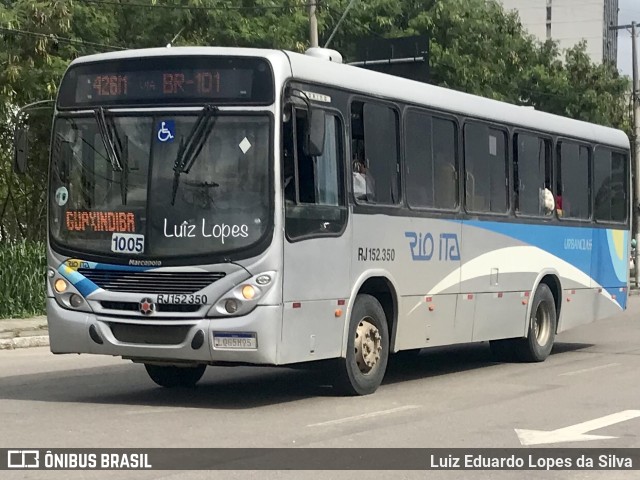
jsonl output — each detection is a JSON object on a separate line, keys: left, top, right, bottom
{"left": 49, "top": 113, "right": 270, "bottom": 260}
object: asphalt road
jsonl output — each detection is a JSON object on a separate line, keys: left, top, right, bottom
{"left": 1, "top": 297, "right": 640, "bottom": 480}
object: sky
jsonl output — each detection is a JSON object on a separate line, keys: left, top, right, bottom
{"left": 617, "top": 0, "right": 639, "bottom": 77}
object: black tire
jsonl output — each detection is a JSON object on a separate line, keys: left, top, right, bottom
{"left": 489, "top": 284, "right": 557, "bottom": 363}
{"left": 333, "top": 294, "right": 390, "bottom": 396}
{"left": 144, "top": 364, "right": 206, "bottom": 388}
{"left": 515, "top": 283, "right": 557, "bottom": 362}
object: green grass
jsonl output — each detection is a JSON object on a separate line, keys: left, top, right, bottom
{"left": 0, "top": 241, "right": 47, "bottom": 318}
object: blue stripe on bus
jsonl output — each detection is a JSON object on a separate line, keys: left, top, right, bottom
{"left": 464, "top": 220, "right": 628, "bottom": 291}
{"left": 57, "top": 264, "right": 100, "bottom": 296}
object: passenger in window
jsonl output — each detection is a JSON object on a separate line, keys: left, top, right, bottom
{"left": 435, "top": 159, "right": 456, "bottom": 209}
{"left": 540, "top": 187, "right": 555, "bottom": 215}
{"left": 353, "top": 158, "right": 375, "bottom": 202}
{"left": 556, "top": 194, "right": 563, "bottom": 217}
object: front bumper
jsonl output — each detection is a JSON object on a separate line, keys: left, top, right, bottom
{"left": 46, "top": 298, "right": 281, "bottom": 365}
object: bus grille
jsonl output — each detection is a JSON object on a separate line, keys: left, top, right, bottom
{"left": 100, "top": 301, "right": 201, "bottom": 313}
{"left": 109, "top": 323, "right": 191, "bottom": 345}
{"left": 78, "top": 269, "right": 225, "bottom": 294}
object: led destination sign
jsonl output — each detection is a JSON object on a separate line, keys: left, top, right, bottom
{"left": 58, "top": 56, "right": 274, "bottom": 107}
{"left": 77, "top": 69, "right": 249, "bottom": 102}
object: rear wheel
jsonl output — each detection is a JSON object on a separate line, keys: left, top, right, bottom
{"left": 489, "top": 283, "right": 556, "bottom": 363}
{"left": 517, "top": 283, "right": 556, "bottom": 362}
{"left": 333, "top": 294, "right": 389, "bottom": 396}
{"left": 144, "top": 364, "right": 206, "bottom": 388}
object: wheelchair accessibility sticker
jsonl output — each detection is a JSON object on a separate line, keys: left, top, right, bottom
{"left": 157, "top": 120, "right": 175, "bottom": 143}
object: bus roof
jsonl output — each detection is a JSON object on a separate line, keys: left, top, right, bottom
{"left": 283, "top": 50, "right": 630, "bottom": 150}
{"left": 67, "top": 46, "right": 288, "bottom": 66}
{"left": 68, "top": 47, "right": 630, "bottom": 150}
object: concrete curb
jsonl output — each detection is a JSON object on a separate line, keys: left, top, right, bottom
{"left": 0, "top": 335, "right": 49, "bottom": 350}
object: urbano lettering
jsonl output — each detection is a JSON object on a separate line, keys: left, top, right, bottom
{"left": 564, "top": 238, "right": 592, "bottom": 251}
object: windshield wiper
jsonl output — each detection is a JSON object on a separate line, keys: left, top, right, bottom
{"left": 171, "top": 104, "right": 218, "bottom": 205}
{"left": 94, "top": 108, "right": 122, "bottom": 172}
{"left": 94, "top": 108, "right": 129, "bottom": 205}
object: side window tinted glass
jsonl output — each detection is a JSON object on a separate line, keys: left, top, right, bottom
{"left": 351, "top": 101, "right": 400, "bottom": 205}
{"left": 284, "top": 110, "right": 346, "bottom": 239}
{"left": 464, "top": 123, "right": 508, "bottom": 213}
{"left": 557, "top": 141, "right": 590, "bottom": 219}
{"left": 405, "top": 111, "right": 458, "bottom": 210}
{"left": 514, "top": 134, "right": 553, "bottom": 216}
{"left": 594, "top": 149, "right": 627, "bottom": 222}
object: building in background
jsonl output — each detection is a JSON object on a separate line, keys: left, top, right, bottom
{"left": 498, "top": 0, "right": 618, "bottom": 65}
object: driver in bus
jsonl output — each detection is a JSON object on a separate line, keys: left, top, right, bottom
{"left": 353, "top": 157, "right": 375, "bottom": 202}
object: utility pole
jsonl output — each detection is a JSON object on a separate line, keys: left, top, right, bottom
{"left": 309, "top": 0, "right": 319, "bottom": 48}
{"left": 611, "top": 21, "right": 640, "bottom": 287}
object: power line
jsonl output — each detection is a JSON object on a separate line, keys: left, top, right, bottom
{"left": 525, "top": 19, "right": 605, "bottom": 26}
{"left": 74, "top": 0, "right": 311, "bottom": 11}
{"left": 0, "top": 26, "right": 126, "bottom": 51}
{"left": 323, "top": 5, "right": 386, "bottom": 41}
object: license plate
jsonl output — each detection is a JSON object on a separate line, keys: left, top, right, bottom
{"left": 157, "top": 294, "right": 208, "bottom": 305}
{"left": 213, "top": 333, "right": 257, "bottom": 350}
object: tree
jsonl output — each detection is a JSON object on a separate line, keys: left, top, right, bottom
{"left": 0, "top": 0, "right": 631, "bottom": 241}
{"left": 0, "top": 0, "right": 77, "bottom": 241}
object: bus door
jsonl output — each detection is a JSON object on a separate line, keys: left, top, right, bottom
{"left": 280, "top": 107, "right": 351, "bottom": 364}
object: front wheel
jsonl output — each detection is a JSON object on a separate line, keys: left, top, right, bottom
{"left": 144, "top": 364, "right": 206, "bottom": 388}
{"left": 333, "top": 294, "right": 390, "bottom": 396}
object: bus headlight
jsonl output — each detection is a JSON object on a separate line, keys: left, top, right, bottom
{"left": 69, "top": 294, "right": 84, "bottom": 308}
{"left": 54, "top": 278, "right": 68, "bottom": 293}
{"left": 242, "top": 285, "right": 256, "bottom": 300}
{"left": 208, "top": 271, "right": 276, "bottom": 317}
{"left": 224, "top": 299, "right": 239, "bottom": 314}
{"left": 50, "top": 272, "right": 93, "bottom": 313}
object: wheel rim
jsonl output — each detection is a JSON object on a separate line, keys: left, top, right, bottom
{"left": 354, "top": 318, "right": 382, "bottom": 374}
{"left": 532, "top": 301, "right": 551, "bottom": 346}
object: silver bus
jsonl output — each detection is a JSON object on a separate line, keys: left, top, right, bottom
{"left": 27, "top": 46, "right": 630, "bottom": 395}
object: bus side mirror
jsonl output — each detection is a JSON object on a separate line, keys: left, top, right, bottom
{"left": 13, "top": 127, "right": 29, "bottom": 175}
{"left": 304, "top": 108, "right": 325, "bottom": 157}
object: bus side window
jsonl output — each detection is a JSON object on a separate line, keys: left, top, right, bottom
{"left": 464, "top": 122, "right": 508, "bottom": 214}
{"left": 557, "top": 141, "right": 590, "bottom": 220}
{"left": 283, "top": 108, "right": 319, "bottom": 204}
{"left": 594, "top": 149, "right": 628, "bottom": 223}
{"left": 351, "top": 101, "right": 400, "bottom": 205}
{"left": 514, "top": 133, "right": 552, "bottom": 216}
{"left": 404, "top": 111, "right": 458, "bottom": 210}
{"left": 284, "top": 108, "right": 346, "bottom": 239}
{"left": 282, "top": 110, "right": 296, "bottom": 203}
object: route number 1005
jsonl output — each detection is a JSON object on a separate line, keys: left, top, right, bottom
{"left": 111, "top": 233, "right": 144, "bottom": 254}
